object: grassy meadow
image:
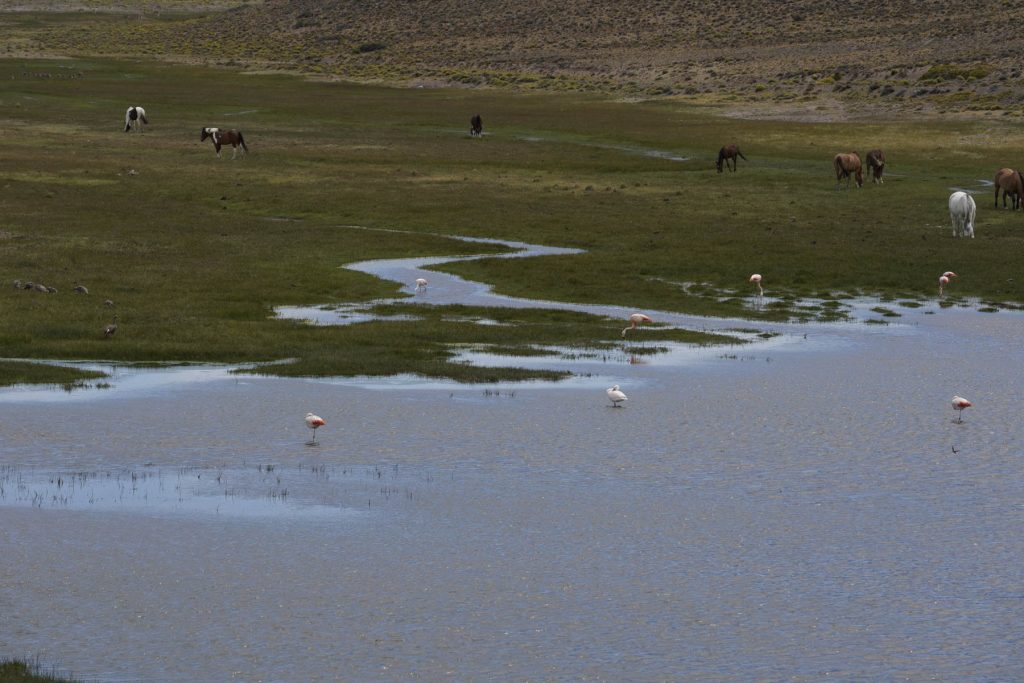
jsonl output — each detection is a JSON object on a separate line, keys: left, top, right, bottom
{"left": 2, "top": 56, "right": 1023, "bottom": 384}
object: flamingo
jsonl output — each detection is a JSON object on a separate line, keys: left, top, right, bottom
{"left": 951, "top": 396, "right": 972, "bottom": 423}
{"left": 749, "top": 273, "right": 763, "bottom": 298}
{"left": 606, "top": 385, "right": 628, "bottom": 407}
{"left": 621, "top": 313, "right": 652, "bottom": 338}
{"left": 305, "top": 412, "right": 326, "bottom": 443}
{"left": 415, "top": 278, "right": 428, "bottom": 292}
{"left": 939, "top": 275, "right": 950, "bottom": 296}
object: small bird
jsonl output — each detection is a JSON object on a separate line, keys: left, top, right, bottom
{"left": 951, "top": 395, "right": 972, "bottom": 423}
{"left": 749, "top": 273, "right": 763, "bottom": 297}
{"left": 606, "top": 384, "right": 628, "bottom": 407}
{"left": 103, "top": 315, "right": 118, "bottom": 338}
{"left": 73, "top": 284, "right": 89, "bottom": 294}
{"left": 415, "top": 278, "right": 428, "bottom": 292}
{"left": 621, "top": 313, "right": 652, "bottom": 338}
{"left": 104, "top": 299, "right": 115, "bottom": 308}
{"left": 305, "top": 412, "right": 326, "bottom": 443}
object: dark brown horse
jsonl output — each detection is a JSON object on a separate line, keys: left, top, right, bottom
{"left": 201, "top": 127, "right": 249, "bottom": 159}
{"left": 866, "top": 149, "right": 885, "bottom": 184}
{"left": 470, "top": 114, "right": 483, "bottom": 137}
{"left": 716, "top": 144, "right": 747, "bottom": 173}
{"left": 834, "top": 153, "right": 862, "bottom": 189}
{"left": 994, "top": 167, "right": 1023, "bottom": 210}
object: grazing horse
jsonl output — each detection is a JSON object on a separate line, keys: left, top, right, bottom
{"left": 201, "top": 127, "right": 248, "bottom": 159}
{"left": 716, "top": 144, "right": 747, "bottom": 173}
{"left": 994, "top": 167, "right": 1023, "bottom": 210}
{"left": 866, "top": 149, "right": 885, "bottom": 184}
{"left": 124, "top": 106, "right": 148, "bottom": 132}
{"left": 833, "top": 152, "right": 863, "bottom": 189}
{"left": 470, "top": 114, "right": 483, "bottom": 137}
{"left": 949, "top": 191, "right": 976, "bottom": 238}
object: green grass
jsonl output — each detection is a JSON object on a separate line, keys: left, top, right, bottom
{"left": 0, "top": 658, "right": 79, "bottom": 683}
{"left": 1, "top": 55, "right": 1022, "bottom": 385}
{"left": 0, "top": 361, "right": 105, "bottom": 388}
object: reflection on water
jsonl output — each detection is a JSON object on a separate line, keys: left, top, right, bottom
{"left": 0, "top": 464, "right": 376, "bottom": 520}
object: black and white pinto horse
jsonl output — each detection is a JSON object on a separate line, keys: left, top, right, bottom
{"left": 124, "top": 106, "right": 148, "bottom": 132}
{"left": 200, "top": 127, "right": 249, "bottom": 159}
{"left": 470, "top": 114, "right": 483, "bottom": 137}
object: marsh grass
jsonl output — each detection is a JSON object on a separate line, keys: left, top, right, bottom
{"left": 1, "top": 56, "right": 1022, "bottom": 384}
{"left": 0, "top": 658, "right": 80, "bottom": 683}
{"left": 0, "top": 361, "right": 105, "bottom": 388}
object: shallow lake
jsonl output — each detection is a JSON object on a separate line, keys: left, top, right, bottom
{"left": 2, "top": 296, "right": 1022, "bottom": 680}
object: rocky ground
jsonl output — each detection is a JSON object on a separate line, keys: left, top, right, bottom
{"left": 4, "top": 0, "right": 1024, "bottom": 118}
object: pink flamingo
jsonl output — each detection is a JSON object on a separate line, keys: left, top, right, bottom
{"left": 305, "top": 412, "right": 326, "bottom": 444}
{"left": 749, "top": 273, "right": 763, "bottom": 299}
{"left": 951, "top": 396, "right": 972, "bottom": 423}
{"left": 415, "top": 278, "right": 428, "bottom": 292}
{"left": 939, "top": 271, "right": 957, "bottom": 296}
{"left": 621, "top": 313, "right": 652, "bottom": 338}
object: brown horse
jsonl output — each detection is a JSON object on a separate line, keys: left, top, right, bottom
{"left": 201, "top": 127, "right": 249, "bottom": 159}
{"left": 866, "top": 149, "right": 885, "bottom": 184}
{"left": 994, "top": 167, "right": 1023, "bottom": 210}
{"left": 470, "top": 114, "right": 483, "bottom": 137}
{"left": 716, "top": 144, "right": 747, "bottom": 173}
{"left": 834, "top": 153, "right": 862, "bottom": 189}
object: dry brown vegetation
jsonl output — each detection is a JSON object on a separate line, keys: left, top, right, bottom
{"left": 6, "top": 0, "right": 1023, "bottom": 117}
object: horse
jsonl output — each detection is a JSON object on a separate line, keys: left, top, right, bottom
{"left": 866, "top": 149, "right": 885, "bottom": 184}
{"left": 948, "top": 191, "right": 976, "bottom": 238}
{"left": 470, "top": 114, "right": 483, "bottom": 137}
{"left": 716, "top": 144, "right": 747, "bottom": 173}
{"left": 833, "top": 153, "right": 863, "bottom": 189}
{"left": 994, "top": 167, "right": 1023, "bottom": 210}
{"left": 201, "top": 128, "right": 248, "bottom": 159}
{"left": 124, "top": 106, "right": 148, "bottom": 133}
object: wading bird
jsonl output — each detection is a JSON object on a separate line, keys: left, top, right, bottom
{"left": 951, "top": 396, "right": 972, "bottom": 423}
{"left": 305, "top": 412, "right": 326, "bottom": 444}
{"left": 103, "top": 315, "right": 118, "bottom": 338}
{"left": 939, "top": 274, "right": 952, "bottom": 296}
{"left": 621, "top": 313, "right": 652, "bottom": 338}
{"left": 415, "top": 278, "right": 428, "bottom": 292}
{"left": 749, "top": 273, "right": 763, "bottom": 298}
{"left": 606, "top": 385, "right": 628, "bottom": 407}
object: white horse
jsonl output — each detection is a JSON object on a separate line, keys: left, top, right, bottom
{"left": 948, "top": 191, "right": 976, "bottom": 238}
{"left": 124, "top": 106, "right": 148, "bottom": 133}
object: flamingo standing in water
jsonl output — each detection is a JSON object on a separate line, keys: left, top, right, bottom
{"left": 415, "top": 278, "right": 428, "bottom": 292}
{"left": 939, "top": 271, "right": 957, "bottom": 297}
{"left": 606, "top": 385, "right": 628, "bottom": 407}
{"left": 305, "top": 412, "right": 326, "bottom": 443}
{"left": 749, "top": 273, "right": 763, "bottom": 299}
{"left": 951, "top": 396, "right": 972, "bottom": 423}
{"left": 621, "top": 313, "right": 652, "bottom": 338}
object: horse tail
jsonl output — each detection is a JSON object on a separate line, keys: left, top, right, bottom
{"left": 140, "top": 112, "right": 148, "bottom": 125}
{"left": 238, "top": 131, "right": 249, "bottom": 153}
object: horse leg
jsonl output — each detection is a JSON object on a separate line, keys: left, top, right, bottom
{"left": 231, "top": 145, "right": 238, "bottom": 160}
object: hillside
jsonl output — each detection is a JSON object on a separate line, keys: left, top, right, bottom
{"left": 7, "top": 0, "right": 1024, "bottom": 117}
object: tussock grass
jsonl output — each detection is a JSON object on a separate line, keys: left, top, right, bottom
{"left": 0, "top": 57, "right": 1022, "bottom": 384}
{"left": 0, "top": 658, "right": 80, "bottom": 683}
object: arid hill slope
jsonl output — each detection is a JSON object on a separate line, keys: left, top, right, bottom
{"left": 16, "top": 0, "right": 1024, "bottom": 115}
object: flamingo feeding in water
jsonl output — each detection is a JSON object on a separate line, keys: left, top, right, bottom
{"left": 415, "top": 278, "right": 428, "bottom": 292}
{"left": 305, "top": 412, "right": 326, "bottom": 443}
{"left": 606, "top": 385, "right": 628, "bottom": 407}
{"left": 951, "top": 396, "right": 972, "bottom": 423}
{"left": 621, "top": 313, "right": 652, "bottom": 338}
{"left": 749, "top": 273, "right": 763, "bottom": 298}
